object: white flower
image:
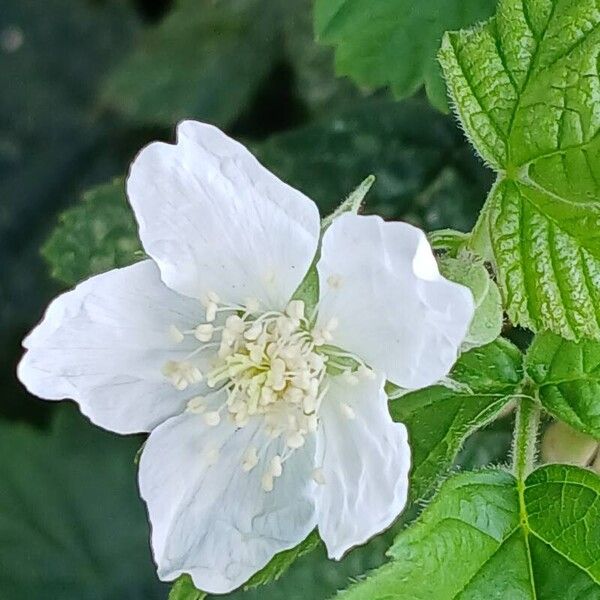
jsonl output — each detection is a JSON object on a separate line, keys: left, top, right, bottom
{"left": 18, "top": 122, "right": 474, "bottom": 594}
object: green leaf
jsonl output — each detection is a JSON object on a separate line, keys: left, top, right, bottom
{"left": 440, "top": 0, "right": 600, "bottom": 340}
{"left": 102, "top": 0, "right": 281, "bottom": 127}
{"left": 526, "top": 332, "right": 600, "bottom": 439}
{"left": 42, "top": 179, "right": 141, "bottom": 286}
{"left": 439, "top": 255, "right": 503, "bottom": 349}
{"left": 314, "top": 0, "right": 497, "bottom": 111}
{"left": 335, "top": 465, "right": 600, "bottom": 599}
{"left": 390, "top": 338, "right": 522, "bottom": 500}
{"left": 0, "top": 407, "right": 165, "bottom": 599}
{"left": 169, "top": 575, "right": 206, "bottom": 600}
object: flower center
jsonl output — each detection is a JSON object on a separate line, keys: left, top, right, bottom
{"left": 162, "top": 293, "right": 371, "bottom": 491}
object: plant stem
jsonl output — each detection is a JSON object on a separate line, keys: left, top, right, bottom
{"left": 512, "top": 396, "right": 541, "bottom": 481}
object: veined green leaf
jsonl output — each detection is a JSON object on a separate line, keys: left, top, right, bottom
{"left": 314, "top": 0, "right": 497, "bottom": 111}
{"left": 440, "top": 0, "right": 600, "bottom": 340}
{"left": 526, "top": 332, "right": 600, "bottom": 439}
{"left": 335, "top": 465, "right": 600, "bottom": 599}
{"left": 390, "top": 338, "right": 522, "bottom": 500}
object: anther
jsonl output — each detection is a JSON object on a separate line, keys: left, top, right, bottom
{"left": 312, "top": 468, "right": 326, "bottom": 485}
{"left": 204, "top": 411, "right": 221, "bottom": 427}
{"left": 186, "top": 396, "right": 206, "bottom": 413}
{"left": 270, "top": 455, "right": 283, "bottom": 478}
{"left": 261, "top": 472, "right": 274, "bottom": 492}
{"left": 285, "top": 300, "right": 305, "bottom": 321}
{"left": 205, "top": 302, "right": 218, "bottom": 323}
{"left": 244, "top": 322, "right": 263, "bottom": 341}
{"left": 286, "top": 432, "right": 305, "bottom": 449}
{"left": 270, "top": 358, "right": 286, "bottom": 391}
{"left": 242, "top": 446, "right": 259, "bottom": 472}
{"left": 168, "top": 325, "right": 185, "bottom": 344}
{"left": 194, "top": 323, "right": 214, "bottom": 342}
{"left": 245, "top": 297, "right": 260, "bottom": 313}
{"left": 225, "top": 315, "right": 245, "bottom": 334}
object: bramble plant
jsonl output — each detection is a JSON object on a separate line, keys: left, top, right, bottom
{"left": 11, "top": 0, "right": 600, "bottom": 599}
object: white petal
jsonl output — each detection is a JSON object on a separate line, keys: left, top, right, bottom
{"left": 18, "top": 261, "right": 207, "bottom": 434}
{"left": 139, "top": 409, "right": 317, "bottom": 594}
{"left": 127, "top": 121, "right": 320, "bottom": 309}
{"left": 316, "top": 214, "right": 474, "bottom": 389}
{"left": 315, "top": 373, "right": 410, "bottom": 559}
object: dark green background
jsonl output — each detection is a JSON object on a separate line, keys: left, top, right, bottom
{"left": 0, "top": 1, "right": 501, "bottom": 598}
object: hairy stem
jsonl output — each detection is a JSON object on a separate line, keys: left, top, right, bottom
{"left": 512, "top": 396, "right": 541, "bottom": 481}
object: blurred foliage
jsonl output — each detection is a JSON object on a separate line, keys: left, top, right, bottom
{"left": 0, "top": 0, "right": 143, "bottom": 422}
{"left": 42, "top": 179, "right": 141, "bottom": 286}
{"left": 255, "top": 98, "right": 489, "bottom": 226}
{"left": 0, "top": 406, "right": 167, "bottom": 599}
{"left": 0, "top": 0, "right": 500, "bottom": 599}
{"left": 103, "top": 0, "right": 282, "bottom": 127}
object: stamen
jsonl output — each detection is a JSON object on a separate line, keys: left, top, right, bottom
{"left": 168, "top": 325, "right": 185, "bottom": 344}
{"left": 270, "top": 455, "right": 283, "bottom": 478}
{"left": 194, "top": 323, "right": 214, "bottom": 342}
{"left": 313, "top": 318, "right": 338, "bottom": 346}
{"left": 312, "top": 468, "right": 326, "bottom": 485}
{"left": 205, "top": 302, "right": 218, "bottom": 322}
{"left": 161, "top": 298, "right": 361, "bottom": 486}
{"left": 286, "top": 431, "right": 305, "bottom": 449}
{"left": 261, "top": 472, "right": 274, "bottom": 492}
{"left": 204, "top": 411, "right": 221, "bottom": 427}
{"left": 186, "top": 396, "right": 206, "bottom": 413}
{"left": 244, "top": 297, "right": 260, "bottom": 314}
{"left": 285, "top": 300, "right": 305, "bottom": 321}
{"left": 242, "top": 446, "right": 259, "bottom": 472}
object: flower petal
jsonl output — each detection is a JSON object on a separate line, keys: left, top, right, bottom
{"left": 18, "top": 260, "right": 207, "bottom": 434}
{"left": 315, "top": 372, "right": 410, "bottom": 559}
{"left": 316, "top": 214, "right": 474, "bottom": 389}
{"left": 139, "top": 408, "right": 317, "bottom": 594}
{"left": 127, "top": 121, "right": 320, "bottom": 309}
